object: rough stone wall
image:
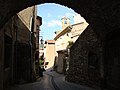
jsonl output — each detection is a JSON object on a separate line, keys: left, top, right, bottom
{"left": 71, "top": 22, "right": 88, "bottom": 42}
{"left": 0, "top": 28, "right": 4, "bottom": 90}
{"left": 13, "top": 7, "right": 36, "bottom": 83}
{"left": 104, "top": 30, "right": 120, "bottom": 90}
{"left": 18, "top": 6, "right": 34, "bottom": 30}
{"left": 0, "top": 1, "right": 120, "bottom": 90}
{"left": 15, "top": 43, "right": 32, "bottom": 83}
{"left": 0, "top": 6, "right": 36, "bottom": 89}
{"left": 66, "top": 26, "right": 102, "bottom": 88}
{"left": 0, "top": 1, "right": 120, "bottom": 40}
{"left": 16, "top": 15, "right": 30, "bottom": 44}
{"left": 0, "top": 17, "right": 15, "bottom": 89}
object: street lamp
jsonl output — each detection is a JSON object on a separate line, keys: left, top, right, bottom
{"left": 40, "top": 36, "right": 44, "bottom": 44}
{"left": 40, "top": 38, "right": 44, "bottom": 44}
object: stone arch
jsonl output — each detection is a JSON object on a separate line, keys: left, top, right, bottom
{"left": 0, "top": 1, "right": 120, "bottom": 89}
{"left": 105, "top": 29, "right": 120, "bottom": 89}
{"left": 0, "top": 0, "right": 92, "bottom": 30}
{"left": 0, "top": 0, "right": 120, "bottom": 37}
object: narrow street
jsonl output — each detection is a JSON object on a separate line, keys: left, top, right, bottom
{"left": 7, "top": 71, "right": 97, "bottom": 90}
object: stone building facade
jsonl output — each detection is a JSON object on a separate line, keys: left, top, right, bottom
{"left": 0, "top": 6, "right": 40, "bottom": 89}
{"left": 35, "top": 16, "right": 42, "bottom": 76}
{"left": 0, "top": 1, "right": 120, "bottom": 90}
{"left": 44, "top": 40, "right": 55, "bottom": 71}
{"left": 54, "top": 16, "right": 88, "bottom": 74}
{"left": 66, "top": 26, "right": 102, "bottom": 88}
{"left": 66, "top": 25, "right": 120, "bottom": 90}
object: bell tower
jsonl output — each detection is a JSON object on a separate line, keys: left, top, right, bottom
{"left": 61, "top": 17, "right": 70, "bottom": 30}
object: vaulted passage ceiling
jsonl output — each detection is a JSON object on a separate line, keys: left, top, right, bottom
{"left": 0, "top": 0, "right": 120, "bottom": 39}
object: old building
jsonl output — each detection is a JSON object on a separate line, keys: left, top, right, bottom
{"left": 0, "top": 1, "right": 120, "bottom": 90}
{"left": 66, "top": 24, "right": 120, "bottom": 90}
{"left": 35, "top": 16, "right": 42, "bottom": 76}
{"left": 66, "top": 26, "right": 101, "bottom": 88}
{"left": 44, "top": 40, "right": 55, "bottom": 71}
{"left": 0, "top": 6, "right": 42, "bottom": 89}
{"left": 54, "top": 15, "right": 88, "bottom": 74}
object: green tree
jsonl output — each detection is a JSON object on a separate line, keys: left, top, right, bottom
{"left": 67, "top": 41, "right": 73, "bottom": 49}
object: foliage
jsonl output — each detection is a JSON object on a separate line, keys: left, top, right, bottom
{"left": 39, "top": 54, "right": 44, "bottom": 65}
{"left": 67, "top": 41, "right": 73, "bottom": 49}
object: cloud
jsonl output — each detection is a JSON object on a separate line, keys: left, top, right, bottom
{"left": 57, "top": 12, "right": 78, "bottom": 19}
{"left": 65, "top": 12, "right": 76, "bottom": 17}
{"left": 47, "top": 20, "right": 62, "bottom": 27}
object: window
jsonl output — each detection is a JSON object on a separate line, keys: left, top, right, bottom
{"left": 88, "top": 52, "right": 98, "bottom": 68}
{"left": 64, "top": 20, "right": 67, "bottom": 24}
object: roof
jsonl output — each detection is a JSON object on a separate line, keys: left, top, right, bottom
{"left": 45, "top": 40, "right": 55, "bottom": 44}
{"left": 54, "top": 21, "right": 88, "bottom": 41}
{"left": 54, "top": 30, "right": 61, "bottom": 34}
{"left": 61, "top": 16, "right": 70, "bottom": 20}
{"left": 54, "top": 25, "right": 72, "bottom": 40}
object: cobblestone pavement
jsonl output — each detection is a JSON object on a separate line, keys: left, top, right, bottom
{"left": 7, "top": 71, "right": 99, "bottom": 90}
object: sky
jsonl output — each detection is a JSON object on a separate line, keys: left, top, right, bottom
{"left": 37, "top": 3, "right": 78, "bottom": 41}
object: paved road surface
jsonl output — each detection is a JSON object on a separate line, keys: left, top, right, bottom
{"left": 7, "top": 71, "right": 97, "bottom": 90}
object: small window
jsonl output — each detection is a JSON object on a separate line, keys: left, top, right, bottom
{"left": 88, "top": 52, "right": 98, "bottom": 68}
{"left": 67, "top": 33, "right": 69, "bottom": 36}
{"left": 64, "top": 20, "right": 67, "bottom": 24}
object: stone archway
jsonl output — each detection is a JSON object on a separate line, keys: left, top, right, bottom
{"left": 105, "top": 29, "right": 120, "bottom": 90}
{"left": 0, "top": 0, "right": 120, "bottom": 38}
{"left": 0, "top": 0, "right": 120, "bottom": 90}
